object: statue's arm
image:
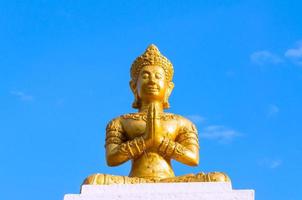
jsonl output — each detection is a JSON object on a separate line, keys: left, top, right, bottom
{"left": 158, "top": 119, "right": 199, "bottom": 166}
{"left": 105, "top": 118, "right": 146, "bottom": 166}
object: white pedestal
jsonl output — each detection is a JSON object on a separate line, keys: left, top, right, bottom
{"left": 64, "top": 182, "right": 254, "bottom": 200}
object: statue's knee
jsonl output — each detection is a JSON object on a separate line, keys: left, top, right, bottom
{"left": 83, "top": 173, "right": 105, "bottom": 185}
{"left": 207, "top": 172, "right": 231, "bottom": 182}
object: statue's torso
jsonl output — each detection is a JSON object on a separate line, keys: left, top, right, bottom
{"left": 119, "top": 113, "right": 181, "bottom": 179}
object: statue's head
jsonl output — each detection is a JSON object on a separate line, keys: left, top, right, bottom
{"left": 130, "top": 44, "right": 174, "bottom": 109}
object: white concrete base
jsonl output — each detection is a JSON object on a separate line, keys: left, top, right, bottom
{"left": 64, "top": 182, "right": 254, "bottom": 200}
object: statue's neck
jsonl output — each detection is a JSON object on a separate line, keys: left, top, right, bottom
{"left": 139, "top": 101, "right": 164, "bottom": 113}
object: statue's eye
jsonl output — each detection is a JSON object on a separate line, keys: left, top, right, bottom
{"left": 142, "top": 73, "right": 149, "bottom": 79}
{"left": 155, "top": 73, "right": 163, "bottom": 79}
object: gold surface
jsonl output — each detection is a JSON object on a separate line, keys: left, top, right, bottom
{"left": 83, "top": 45, "right": 230, "bottom": 185}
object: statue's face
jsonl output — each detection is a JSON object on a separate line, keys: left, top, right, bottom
{"left": 136, "top": 65, "right": 168, "bottom": 102}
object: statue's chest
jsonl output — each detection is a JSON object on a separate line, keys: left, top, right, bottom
{"left": 122, "top": 119, "right": 179, "bottom": 140}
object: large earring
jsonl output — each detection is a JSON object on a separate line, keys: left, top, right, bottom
{"left": 130, "top": 80, "right": 140, "bottom": 109}
{"left": 163, "top": 82, "right": 174, "bottom": 109}
{"left": 132, "top": 93, "right": 140, "bottom": 109}
{"left": 163, "top": 92, "right": 170, "bottom": 109}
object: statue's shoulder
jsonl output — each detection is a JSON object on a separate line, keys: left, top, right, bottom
{"left": 106, "top": 116, "right": 124, "bottom": 132}
{"left": 167, "top": 113, "right": 198, "bottom": 133}
{"left": 107, "top": 115, "right": 123, "bottom": 124}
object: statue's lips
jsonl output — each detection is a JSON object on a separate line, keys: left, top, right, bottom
{"left": 145, "top": 86, "right": 159, "bottom": 92}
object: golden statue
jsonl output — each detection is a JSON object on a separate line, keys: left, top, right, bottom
{"left": 83, "top": 45, "right": 230, "bottom": 185}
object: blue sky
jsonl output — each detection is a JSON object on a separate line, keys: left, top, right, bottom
{"left": 1, "top": 0, "right": 302, "bottom": 199}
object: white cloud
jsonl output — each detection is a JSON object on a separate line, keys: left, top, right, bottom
{"left": 10, "top": 91, "right": 34, "bottom": 101}
{"left": 186, "top": 115, "right": 206, "bottom": 124}
{"left": 285, "top": 41, "right": 302, "bottom": 65}
{"left": 270, "top": 160, "right": 282, "bottom": 168}
{"left": 250, "top": 51, "right": 283, "bottom": 65}
{"left": 267, "top": 104, "right": 279, "bottom": 117}
{"left": 258, "top": 158, "right": 282, "bottom": 169}
{"left": 201, "top": 125, "right": 241, "bottom": 143}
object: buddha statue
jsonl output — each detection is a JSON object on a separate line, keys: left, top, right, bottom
{"left": 83, "top": 44, "right": 230, "bottom": 185}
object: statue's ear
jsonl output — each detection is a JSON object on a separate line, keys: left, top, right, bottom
{"left": 167, "top": 82, "right": 174, "bottom": 96}
{"left": 129, "top": 80, "right": 136, "bottom": 94}
{"left": 130, "top": 80, "right": 140, "bottom": 109}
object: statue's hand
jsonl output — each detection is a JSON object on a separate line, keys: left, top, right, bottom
{"left": 143, "top": 103, "right": 163, "bottom": 149}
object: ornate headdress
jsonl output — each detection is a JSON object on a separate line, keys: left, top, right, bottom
{"left": 131, "top": 44, "right": 174, "bottom": 82}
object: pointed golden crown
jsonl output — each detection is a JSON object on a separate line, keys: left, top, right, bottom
{"left": 131, "top": 44, "right": 174, "bottom": 82}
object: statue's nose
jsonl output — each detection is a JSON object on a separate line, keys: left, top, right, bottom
{"left": 149, "top": 75, "right": 156, "bottom": 84}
